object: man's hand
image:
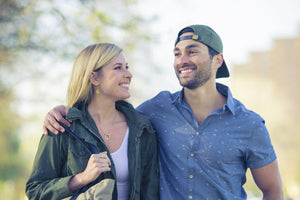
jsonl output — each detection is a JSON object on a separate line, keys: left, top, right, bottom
{"left": 42, "top": 105, "right": 70, "bottom": 135}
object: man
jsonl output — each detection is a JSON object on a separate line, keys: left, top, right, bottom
{"left": 43, "top": 25, "right": 284, "bottom": 199}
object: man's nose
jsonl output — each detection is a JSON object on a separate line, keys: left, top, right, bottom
{"left": 177, "top": 53, "right": 189, "bottom": 65}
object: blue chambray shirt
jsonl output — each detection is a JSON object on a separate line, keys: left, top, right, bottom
{"left": 136, "top": 83, "right": 276, "bottom": 200}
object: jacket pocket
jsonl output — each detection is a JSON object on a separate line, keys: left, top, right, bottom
{"left": 67, "top": 140, "right": 91, "bottom": 175}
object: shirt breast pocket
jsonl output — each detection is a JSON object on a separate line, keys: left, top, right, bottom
{"left": 67, "top": 140, "right": 91, "bottom": 175}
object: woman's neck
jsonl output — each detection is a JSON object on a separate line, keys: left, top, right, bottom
{"left": 87, "top": 97, "right": 119, "bottom": 125}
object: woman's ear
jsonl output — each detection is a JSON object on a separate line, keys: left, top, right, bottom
{"left": 89, "top": 71, "right": 100, "bottom": 85}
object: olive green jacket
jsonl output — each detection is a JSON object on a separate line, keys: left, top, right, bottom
{"left": 26, "top": 100, "right": 159, "bottom": 200}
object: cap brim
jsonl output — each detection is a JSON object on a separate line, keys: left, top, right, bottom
{"left": 216, "top": 60, "right": 230, "bottom": 78}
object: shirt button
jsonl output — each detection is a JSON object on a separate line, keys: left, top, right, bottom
{"left": 190, "top": 153, "right": 194, "bottom": 157}
{"left": 189, "top": 196, "right": 193, "bottom": 199}
{"left": 189, "top": 175, "right": 193, "bottom": 179}
{"left": 196, "top": 132, "right": 200, "bottom": 135}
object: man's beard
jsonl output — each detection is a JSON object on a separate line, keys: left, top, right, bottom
{"left": 176, "top": 59, "right": 212, "bottom": 89}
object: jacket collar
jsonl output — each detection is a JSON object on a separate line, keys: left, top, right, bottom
{"left": 115, "top": 101, "right": 154, "bottom": 136}
{"left": 66, "top": 100, "right": 154, "bottom": 139}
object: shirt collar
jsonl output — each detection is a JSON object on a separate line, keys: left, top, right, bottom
{"left": 172, "top": 83, "right": 236, "bottom": 115}
{"left": 171, "top": 88, "right": 184, "bottom": 104}
{"left": 216, "top": 83, "right": 235, "bottom": 115}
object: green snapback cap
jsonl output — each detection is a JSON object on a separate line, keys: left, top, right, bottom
{"left": 175, "top": 24, "right": 230, "bottom": 78}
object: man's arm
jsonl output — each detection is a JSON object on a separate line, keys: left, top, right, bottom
{"left": 42, "top": 105, "right": 70, "bottom": 135}
{"left": 250, "top": 160, "right": 284, "bottom": 200}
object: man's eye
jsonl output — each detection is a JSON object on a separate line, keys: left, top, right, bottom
{"left": 174, "top": 52, "right": 180, "bottom": 57}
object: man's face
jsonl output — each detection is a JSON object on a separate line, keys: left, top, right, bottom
{"left": 174, "top": 32, "right": 212, "bottom": 89}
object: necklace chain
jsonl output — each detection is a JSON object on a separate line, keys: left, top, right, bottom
{"left": 98, "top": 113, "right": 117, "bottom": 141}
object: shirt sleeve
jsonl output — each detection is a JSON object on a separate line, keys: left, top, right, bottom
{"left": 245, "top": 122, "right": 277, "bottom": 169}
{"left": 26, "top": 133, "right": 74, "bottom": 200}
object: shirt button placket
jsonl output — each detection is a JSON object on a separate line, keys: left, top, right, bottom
{"left": 187, "top": 131, "right": 198, "bottom": 199}
{"left": 188, "top": 174, "right": 194, "bottom": 199}
{"left": 187, "top": 155, "right": 194, "bottom": 200}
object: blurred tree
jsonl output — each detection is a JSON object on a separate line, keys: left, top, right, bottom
{"left": 0, "top": 81, "right": 21, "bottom": 180}
{"left": 0, "top": 0, "right": 155, "bottom": 199}
{"left": 0, "top": 0, "right": 155, "bottom": 105}
{"left": 0, "top": 0, "right": 150, "bottom": 64}
{"left": 0, "top": 80, "right": 23, "bottom": 200}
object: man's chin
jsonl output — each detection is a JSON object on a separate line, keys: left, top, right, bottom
{"left": 180, "top": 82, "right": 198, "bottom": 90}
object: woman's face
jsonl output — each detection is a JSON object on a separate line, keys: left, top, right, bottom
{"left": 96, "top": 53, "right": 132, "bottom": 101}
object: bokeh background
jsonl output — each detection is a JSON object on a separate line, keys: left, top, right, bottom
{"left": 1, "top": 0, "right": 300, "bottom": 199}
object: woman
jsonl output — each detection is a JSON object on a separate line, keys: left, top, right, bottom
{"left": 26, "top": 43, "right": 159, "bottom": 200}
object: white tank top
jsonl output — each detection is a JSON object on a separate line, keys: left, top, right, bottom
{"left": 111, "top": 128, "right": 129, "bottom": 200}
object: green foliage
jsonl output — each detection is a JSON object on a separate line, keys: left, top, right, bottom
{"left": 0, "top": 0, "right": 153, "bottom": 66}
{"left": 0, "top": 0, "right": 45, "bottom": 66}
{"left": 0, "top": 81, "right": 21, "bottom": 181}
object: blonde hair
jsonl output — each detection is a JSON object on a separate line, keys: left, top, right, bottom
{"left": 67, "top": 43, "right": 123, "bottom": 107}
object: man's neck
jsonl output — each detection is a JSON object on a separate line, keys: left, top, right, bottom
{"left": 183, "top": 82, "right": 226, "bottom": 124}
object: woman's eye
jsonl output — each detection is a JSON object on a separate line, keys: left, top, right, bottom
{"left": 114, "top": 66, "right": 121, "bottom": 70}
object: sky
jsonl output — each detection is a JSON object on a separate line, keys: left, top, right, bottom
{"left": 128, "top": 0, "right": 300, "bottom": 100}
{"left": 138, "top": 0, "right": 300, "bottom": 64}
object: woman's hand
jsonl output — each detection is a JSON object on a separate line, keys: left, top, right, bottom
{"left": 68, "top": 152, "right": 111, "bottom": 192}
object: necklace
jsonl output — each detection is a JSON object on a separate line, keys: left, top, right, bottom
{"left": 98, "top": 124, "right": 114, "bottom": 141}
{"left": 97, "top": 113, "right": 118, "bottom": 141}
{"left": 103, "top": 131, "right": 112, "bottom": 141}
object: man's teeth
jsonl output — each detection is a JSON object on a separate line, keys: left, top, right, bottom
{"left": 120, "top": 83, "right": 129, "bottom": 87}
{"left": 181, "top": 69, "right": 193, "bottom": 74}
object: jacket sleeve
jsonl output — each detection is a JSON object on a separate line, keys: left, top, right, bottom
{"left": 25, "top": 133, "right": 74, "bottom": 200}
{"left": 141, "top": 128, "right": 160, "bottom": 199}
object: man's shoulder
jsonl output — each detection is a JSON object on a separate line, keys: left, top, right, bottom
{"left": 136, "top": 90, "right": 180, "bottom": 116}
{"left": 138, "top": 90, "right": 179, "bottom": 107}
{"left": 223, "top": 85, "right": 265, "bottom": 123}
{"left": 232, "top": 98, "right": 265, "bottom": 124}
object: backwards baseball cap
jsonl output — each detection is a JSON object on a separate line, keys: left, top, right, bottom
{"left": 175, "top": 24, "right": 229, "bottom": 78}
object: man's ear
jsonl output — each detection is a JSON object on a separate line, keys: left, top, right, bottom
{"left": 213, "top": 53, "right": 224, "bottom": 70}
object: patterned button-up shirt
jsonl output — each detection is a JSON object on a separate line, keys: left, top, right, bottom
{"left": 137, "top": 83, "right": 276, "bottom": 200}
